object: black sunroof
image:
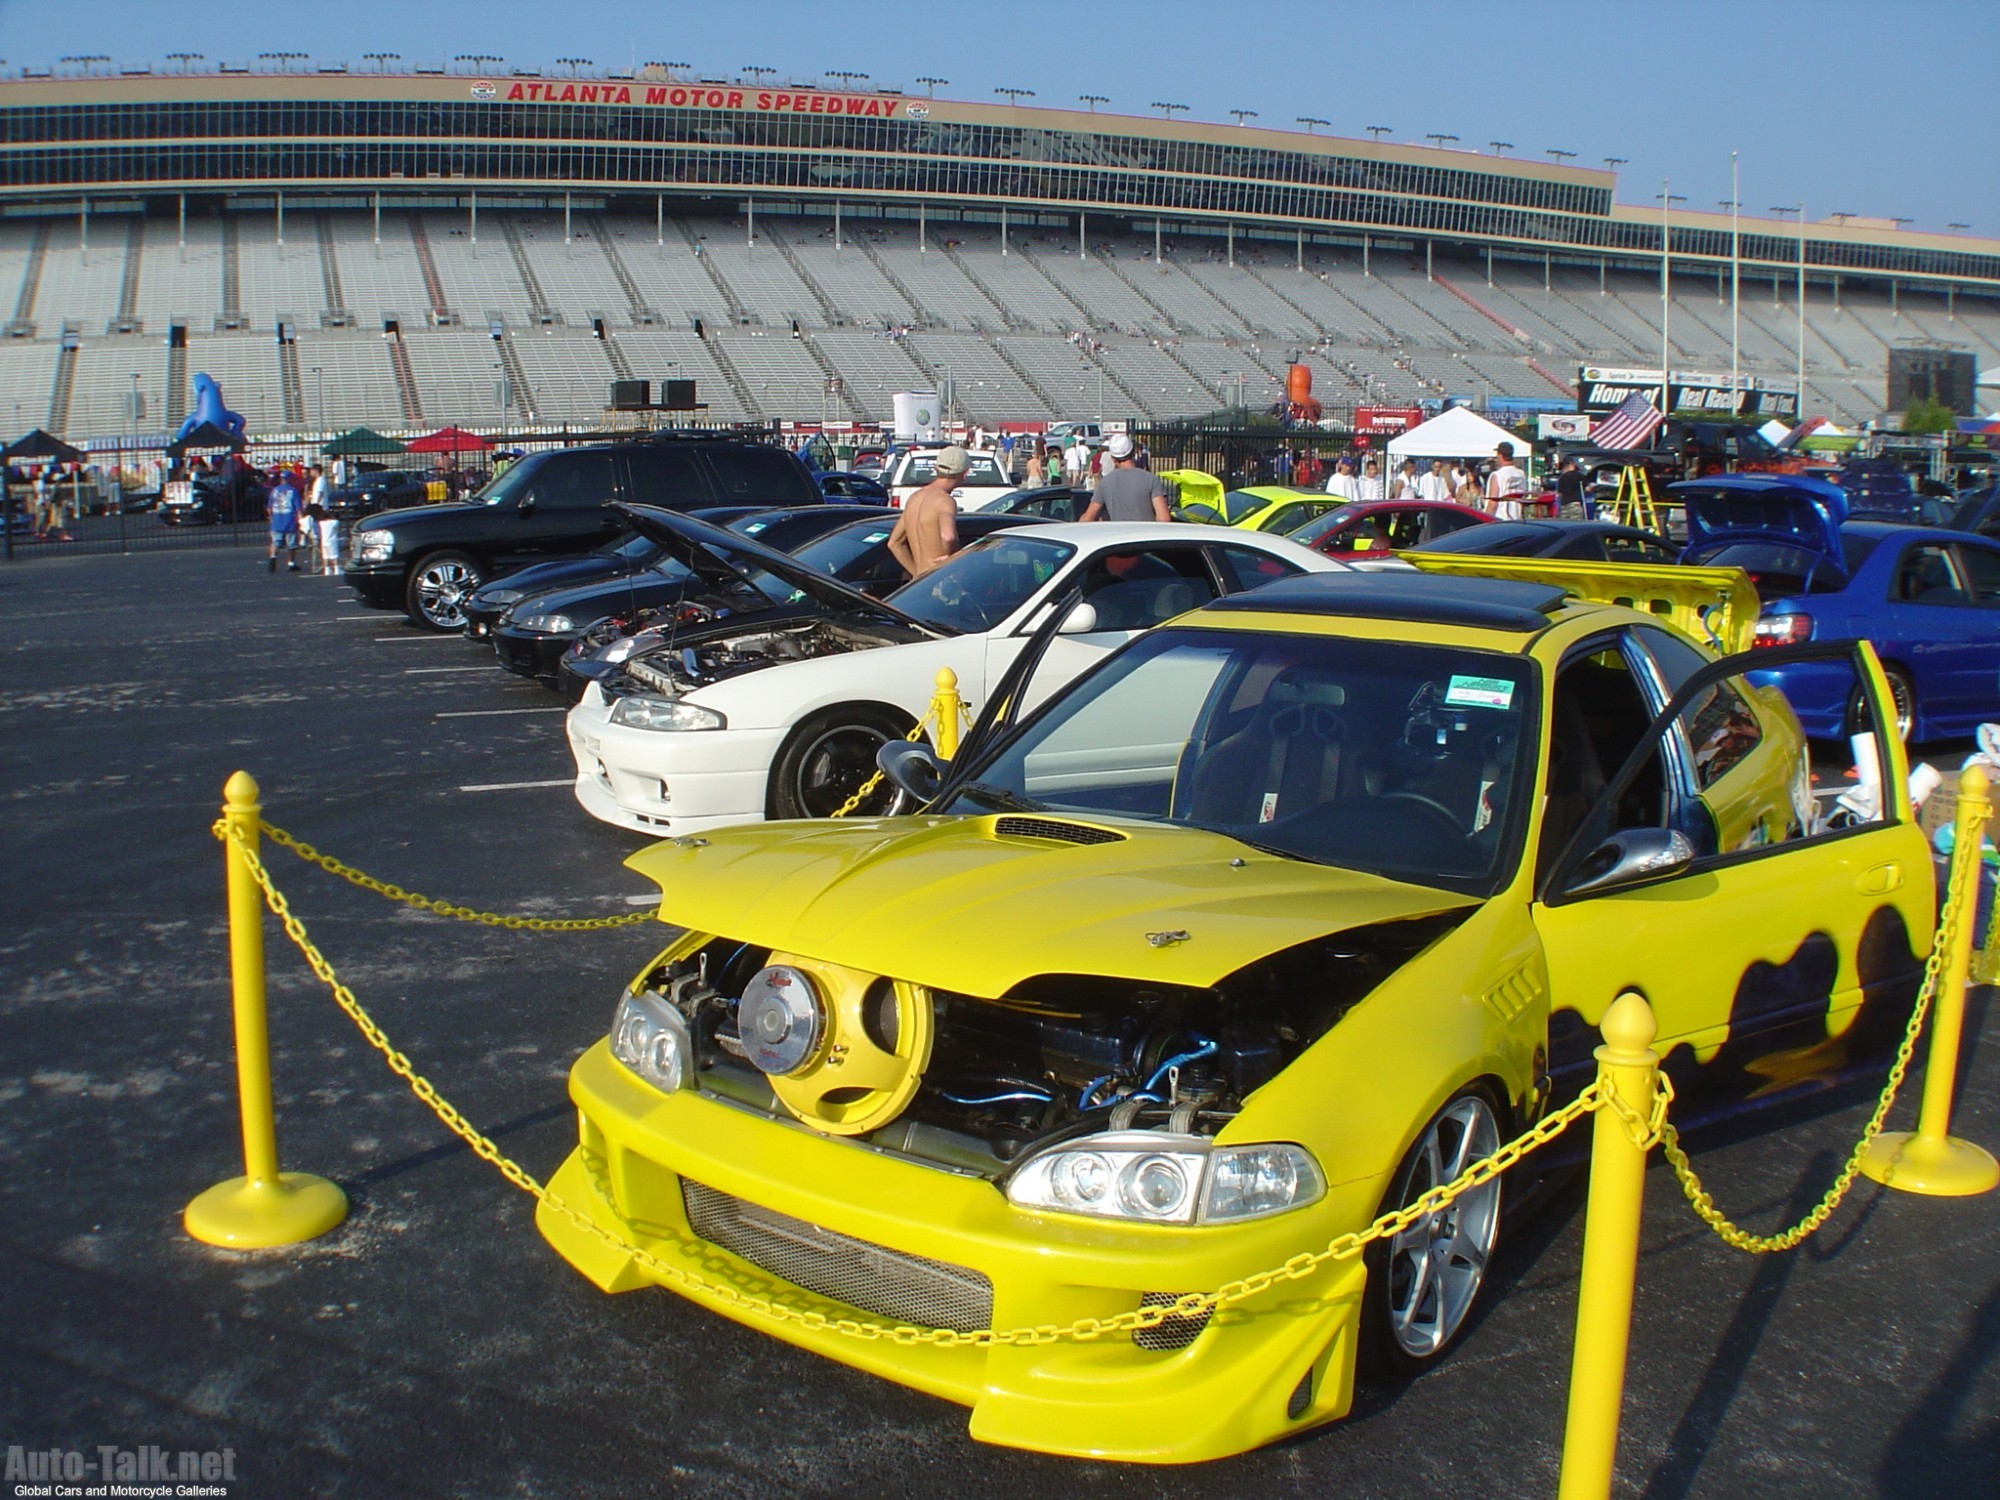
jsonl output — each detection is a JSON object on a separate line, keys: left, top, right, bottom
{"left": 1205, "top": 572, "right": 1570, "bottom": 632}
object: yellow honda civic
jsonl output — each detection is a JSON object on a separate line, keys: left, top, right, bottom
{"left": 539, "top": 568, "right": 1932, "bottom": 1463}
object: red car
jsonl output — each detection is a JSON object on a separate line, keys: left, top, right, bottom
{"left": 1286, "top": 499, "right": 1492, "bottom": 559}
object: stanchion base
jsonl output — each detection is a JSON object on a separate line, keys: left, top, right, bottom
{"left": 1859, "top": 1132, "right": 2000, "bottom": 1197}
{"left": 185, "top": 1172, "right": 349, "bottom": 1248}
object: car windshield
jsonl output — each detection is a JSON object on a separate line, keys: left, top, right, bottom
{"left": 471, "top": 453, "right": 546, "bottom": 506}
{"left": 900, "top": 451, "right": 1009, "bottom": 486}
{"left": 602, "top": 531, "right": 664, "bottom": 562}
{"left": 944, "top": 627, "right": 1537, "bottom": 896}
{"left": 886, "top": 534, "right": 1076, "bottom": 634}
{"left": 1415, "top": 522, "right": 1550, "bottom": 556}
{"left": 733, "top": 521, "right": 896, "bottom": 602}
{"left": 1284, "top": 505, "right": 1363, "bottom": 547}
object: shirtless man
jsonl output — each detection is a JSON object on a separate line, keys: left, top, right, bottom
{"left": 888, "top": 444, "right": 965, "bottom": 578}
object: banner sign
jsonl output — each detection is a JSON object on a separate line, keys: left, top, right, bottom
{"left": 1354, "top": 406, "right": 1424, "bottom": 435}
{"left": 484, "top": 80, "right": 912, "bottom": 118}
{"left": 1576, "top": 366, "right": 1799, "bottom": 420}
{"left": 1537, "top": 412, "right": 1595, "bottom": 441}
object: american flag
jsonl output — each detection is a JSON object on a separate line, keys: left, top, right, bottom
{"left": 1591, "top": 392, "right": 1665, "bottom": 450}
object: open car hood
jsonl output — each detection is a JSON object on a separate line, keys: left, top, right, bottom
{"left": 626, "top": 815, "right": 1474, "bottom": 997}
{"left": 612, "top": 503, "right": 939, "bottom": 634}
{"left": 1671, "top": 476, "right": 1848, "bottom": 562}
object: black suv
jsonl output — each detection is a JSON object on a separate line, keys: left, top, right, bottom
{"left": 343, "top": 435, "right": 820, "bottom": 629}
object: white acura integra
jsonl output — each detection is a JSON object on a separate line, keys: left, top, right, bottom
{"left": 566, "top": 506, "right": 1346, "bottom": 835}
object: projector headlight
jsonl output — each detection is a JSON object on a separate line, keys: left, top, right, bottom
{"left": 608, "top": 989, "right": 691, "bottom": 1095}
{"left": 354, "top": 529, "right": 395, "bottom": 561}
{"left": 1006, "top": 1134, "right": 1322, "bottom": 1225}
{"left": 608, "top": 696, "right": 726, "bottom": 732}
{"left": 512, "top": 609, "right": 574, "bottom": 635}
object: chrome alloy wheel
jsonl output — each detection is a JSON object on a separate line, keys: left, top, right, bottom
{"left": 412, "top": 558, "right": 480, "bottom": 629}
{"left": 1384, "top": 1095, "right": 1501, "bottom": 1360}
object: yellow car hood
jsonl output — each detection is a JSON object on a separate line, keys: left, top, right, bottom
{"left": 625, "top": 816, "right": 1474, "bottom": 997}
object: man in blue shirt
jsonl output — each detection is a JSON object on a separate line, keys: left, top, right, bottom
{"left": 267, "top": 470, "right": 303, "bottom": 573}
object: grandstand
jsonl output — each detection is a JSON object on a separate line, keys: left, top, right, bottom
{"left": 2, "top": 65, "right": 1996, "bottom": 441}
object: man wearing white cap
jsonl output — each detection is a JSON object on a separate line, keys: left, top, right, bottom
{"left": 1082, "top": 433, "right": 1172, "bottom": 523}
{"left": 888, "top": 444, "right": 965, "bottom": 578}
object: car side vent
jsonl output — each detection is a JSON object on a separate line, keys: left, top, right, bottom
{"left": 992, "top": 816, "right": 1126, "bottom": 846}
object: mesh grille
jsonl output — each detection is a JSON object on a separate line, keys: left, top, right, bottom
{"left": 1133, "top": 1291, "right": 1213, "bottom": 1351}
{"left": 992, "top": 816, "right": 1125, "bottom": 846}
{"left": 681, "top": 1179, "right": 994, "bottom": 1333}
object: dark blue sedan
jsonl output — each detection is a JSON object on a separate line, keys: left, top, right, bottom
{"left": 1676, "top": 475, "right": 2000, "bottom": 741}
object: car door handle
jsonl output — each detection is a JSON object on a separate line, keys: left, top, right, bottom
{"left": 1856, "top": 862, "right": 1904, "bottom": 895}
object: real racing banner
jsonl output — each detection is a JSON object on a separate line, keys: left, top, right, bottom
{"left": 1576, "top": 366, "right": 1799, "bottom": 420}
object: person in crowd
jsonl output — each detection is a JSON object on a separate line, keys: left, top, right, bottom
{"left": 1487, "top": 442, "right": 1528, "bottom": 520}
{"left": 887, "top": 444, "right": 965, "bottom": 579}
{"left": 1062, "top": 434, "right": 1090, "bottom": 487}
{"left": 1455, "top": 465, "right": 1486, "bottom": 509}
{"left": 267, "top": 468, "right": 303, "bottom": 573}
{"left": 1358, "top": 457, "right": 1385, "bottom": 501}
{"left": 1393, "top": 458, "right": 1421, "bottom": 499}
{"left": 1272, "top": 444, "right": 1294, "bottom": 484}
{"left": 1554, "top": 455, "right": 1588, "bottom": 518}
{"left": 1416, "top": 459, "right": 1451, "bottom": 504}
{"left": 1081, "top": 433, "right": 1172, "bottom": 522}
{"left": 309, "top": 463, "right": 342, "bottom": 575}
{"left": 1324, "top": 456, "right": 1360, "bottom": 500}
{"left": 31, "top": 466, "right": 53, "bottom": 538}
{"left": 1295, "top": 450, "right": 1323, "bottom": 489}
{"left": 1025, "top": 443, "right": 1046, "bottom": 487}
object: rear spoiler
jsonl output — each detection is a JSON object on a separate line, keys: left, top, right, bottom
{"left": 1401, "top": 553, "right": 1758, "bottom": 654}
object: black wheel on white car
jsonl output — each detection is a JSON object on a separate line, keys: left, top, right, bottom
{"left": 405, "top": 551, "right": 484, "bottom": 631}
{"left": 771, "top": 707, "right": 912, "bottom": 820}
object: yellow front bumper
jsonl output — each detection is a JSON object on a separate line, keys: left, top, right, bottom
{"left": 536, "top": 1041, "right": 1368, "bottom": 1463}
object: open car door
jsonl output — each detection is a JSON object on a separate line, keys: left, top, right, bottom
{"left": 1530, "top": 638, "right": 1935, "bottom": 1110}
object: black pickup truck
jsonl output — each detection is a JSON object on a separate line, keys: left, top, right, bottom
{"left": 342, "top": 434, "right": 820, "bottom": 629}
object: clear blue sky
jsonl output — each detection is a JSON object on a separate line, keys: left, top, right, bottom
{"left": 3, "top": 0, "right": 1988, "bottom": 235}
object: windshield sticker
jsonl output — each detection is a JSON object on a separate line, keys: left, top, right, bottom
{"left": 1445, "top": 675, "right": 1515, "bottom": 710}
{"left": 1259, "top": 791, "right": 1279, "bottom": 823}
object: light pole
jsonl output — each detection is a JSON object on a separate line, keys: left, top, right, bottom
{"left": 743, "top": 65, "right": 775, "bottom": 86}
{"left": 1365, "top": 125, "right": 1391, "bottom": 142}
{"left": 995, "top": 87, "right": 1034, "bottom": 106}
{"left": 1948, "top": 221, "right": 1970, "bottom": 233}
{"left": 1079, "top": 93, "right": 1107, "bottom": 112}
{"left": 828, "top": 70, "right": 870, "bottom": 90}
{"left": 363, "top": 52, "right": 399, "bottom": 73}
{"left": 1425, "top": 133, "right": 1458, "bottom": 151}
{"left": 1546, "top": 148, "right": 1577, "bottom": 165}
{"left": 1656, "top": 182, "right": 1686, "bottom": 415}
{"left": 1773, "top": 203, "right": 1806, "bottom": 410}
{"left": 1298, "top": 117, "right": 1329, "bottom": 135}
{"left": 916, "top": 76, "right": 947, "bottom": 97}
{"left": 167, "top": 51, "right": 205, "bottom": 73}
{"left": 1153, "top": 101, "right": 1189, "bottom": 120}
{"left": 1602, "top": 156, "right": 1627, "bottom": 173}
{"left": 311, "top": 365, "right": 324, "bottom": 433}
{"left": 1489, "top": 140, "right": 1513, "bottom": 155}
{"left": 557, "top": 56, "right": 591, "bottom": 77}
{"left": 1232, "top": 109, "right": 1260, "bottom": 127}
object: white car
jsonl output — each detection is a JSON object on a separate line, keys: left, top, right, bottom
{"left": 567, "top": 510, "right": 1348, "bottom": 835}
{"left": 883, "top": 447, "right": 1019, "bottom": 511}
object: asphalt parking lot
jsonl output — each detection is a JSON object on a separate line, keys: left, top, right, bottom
{"left": 1, "top": 547, "right": 1995, "bottom": 1499}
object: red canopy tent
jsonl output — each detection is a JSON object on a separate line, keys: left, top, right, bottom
{"left": 405, "top": 427, "right": 494, "bottom": 453}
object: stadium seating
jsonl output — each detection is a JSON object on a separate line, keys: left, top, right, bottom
{"left": 2, "top": 206, "right": 1985, "bottom": 438}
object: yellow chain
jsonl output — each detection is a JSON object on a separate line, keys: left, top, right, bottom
{"left": 220, "top": 818, "right": 1603, "bottom": 1346}
{"left": 235, "top": 821, "right": 658, "bottom": 931}
{"left": 827, "top": 707, "right": 937, "bottom": 820}
{"left": 1656, "top": 867, "right": 1964, "bottom": 1254}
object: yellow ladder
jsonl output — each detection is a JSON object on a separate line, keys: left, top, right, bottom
{"left": 1611, "top": 465, "right": 1660, "bottom": 532}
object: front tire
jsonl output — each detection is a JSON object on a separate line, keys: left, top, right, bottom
{"left": 770, "top": 707, "right": 913, "bottom": 820}
{"left": 405, "top": 551, "right": 484, "bottom": 631}
{"left": 1361, "top": 1089, "right": 1504, "bottom": 1382}
{"left": 1847, "top": 663, "right": 1916, "bottom": 743}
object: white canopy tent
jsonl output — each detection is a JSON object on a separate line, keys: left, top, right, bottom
{"left": 1386, "top": 406, "right": 1530, "bottom": 460}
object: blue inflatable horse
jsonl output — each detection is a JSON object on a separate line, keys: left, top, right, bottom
{"left": 174, "top": 372, "right": 247, "bottom": 442}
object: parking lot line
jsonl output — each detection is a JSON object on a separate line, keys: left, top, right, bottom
{"left": 458, "top": 778, "right": 575, "bottom": 792}
{"left": 405, "top": 666, "right": 499, "bottom": 675}
{"left": 434, "top": 707, "right": 567, "bottom": 718}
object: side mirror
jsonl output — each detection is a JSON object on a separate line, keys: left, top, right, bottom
{"left": 876, "top": 740, "right": 946, "bottom": 804}
{"left": 1058, "top": 600, "right": 1099, "bottom": 635}
{"left": 1562, "top": 828, "right": 1694, "bottom": 899}
{"left": 516, "top": 492, "right": 536, "bottom": 515}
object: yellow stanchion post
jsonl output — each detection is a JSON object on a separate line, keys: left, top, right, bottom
{"left": 184, "top": 771, "right": 349, "bottom": 1248}
{"left": 1860, "top": 764, "right": 2000, "bottom": 1196}
{"left": 932, "top": 666, "right": 963, "bottom": 761}
{"left": 1557, "top": 991, "right": 1659, "bottom": 1500}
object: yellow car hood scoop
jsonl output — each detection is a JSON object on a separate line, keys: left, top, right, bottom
{"left": 626, "top": 816, "right": 1474, "bottom": 996}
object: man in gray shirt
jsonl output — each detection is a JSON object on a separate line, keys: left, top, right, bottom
{"left": 1081, "top": 434, "right": 1172, "bottom": 522}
